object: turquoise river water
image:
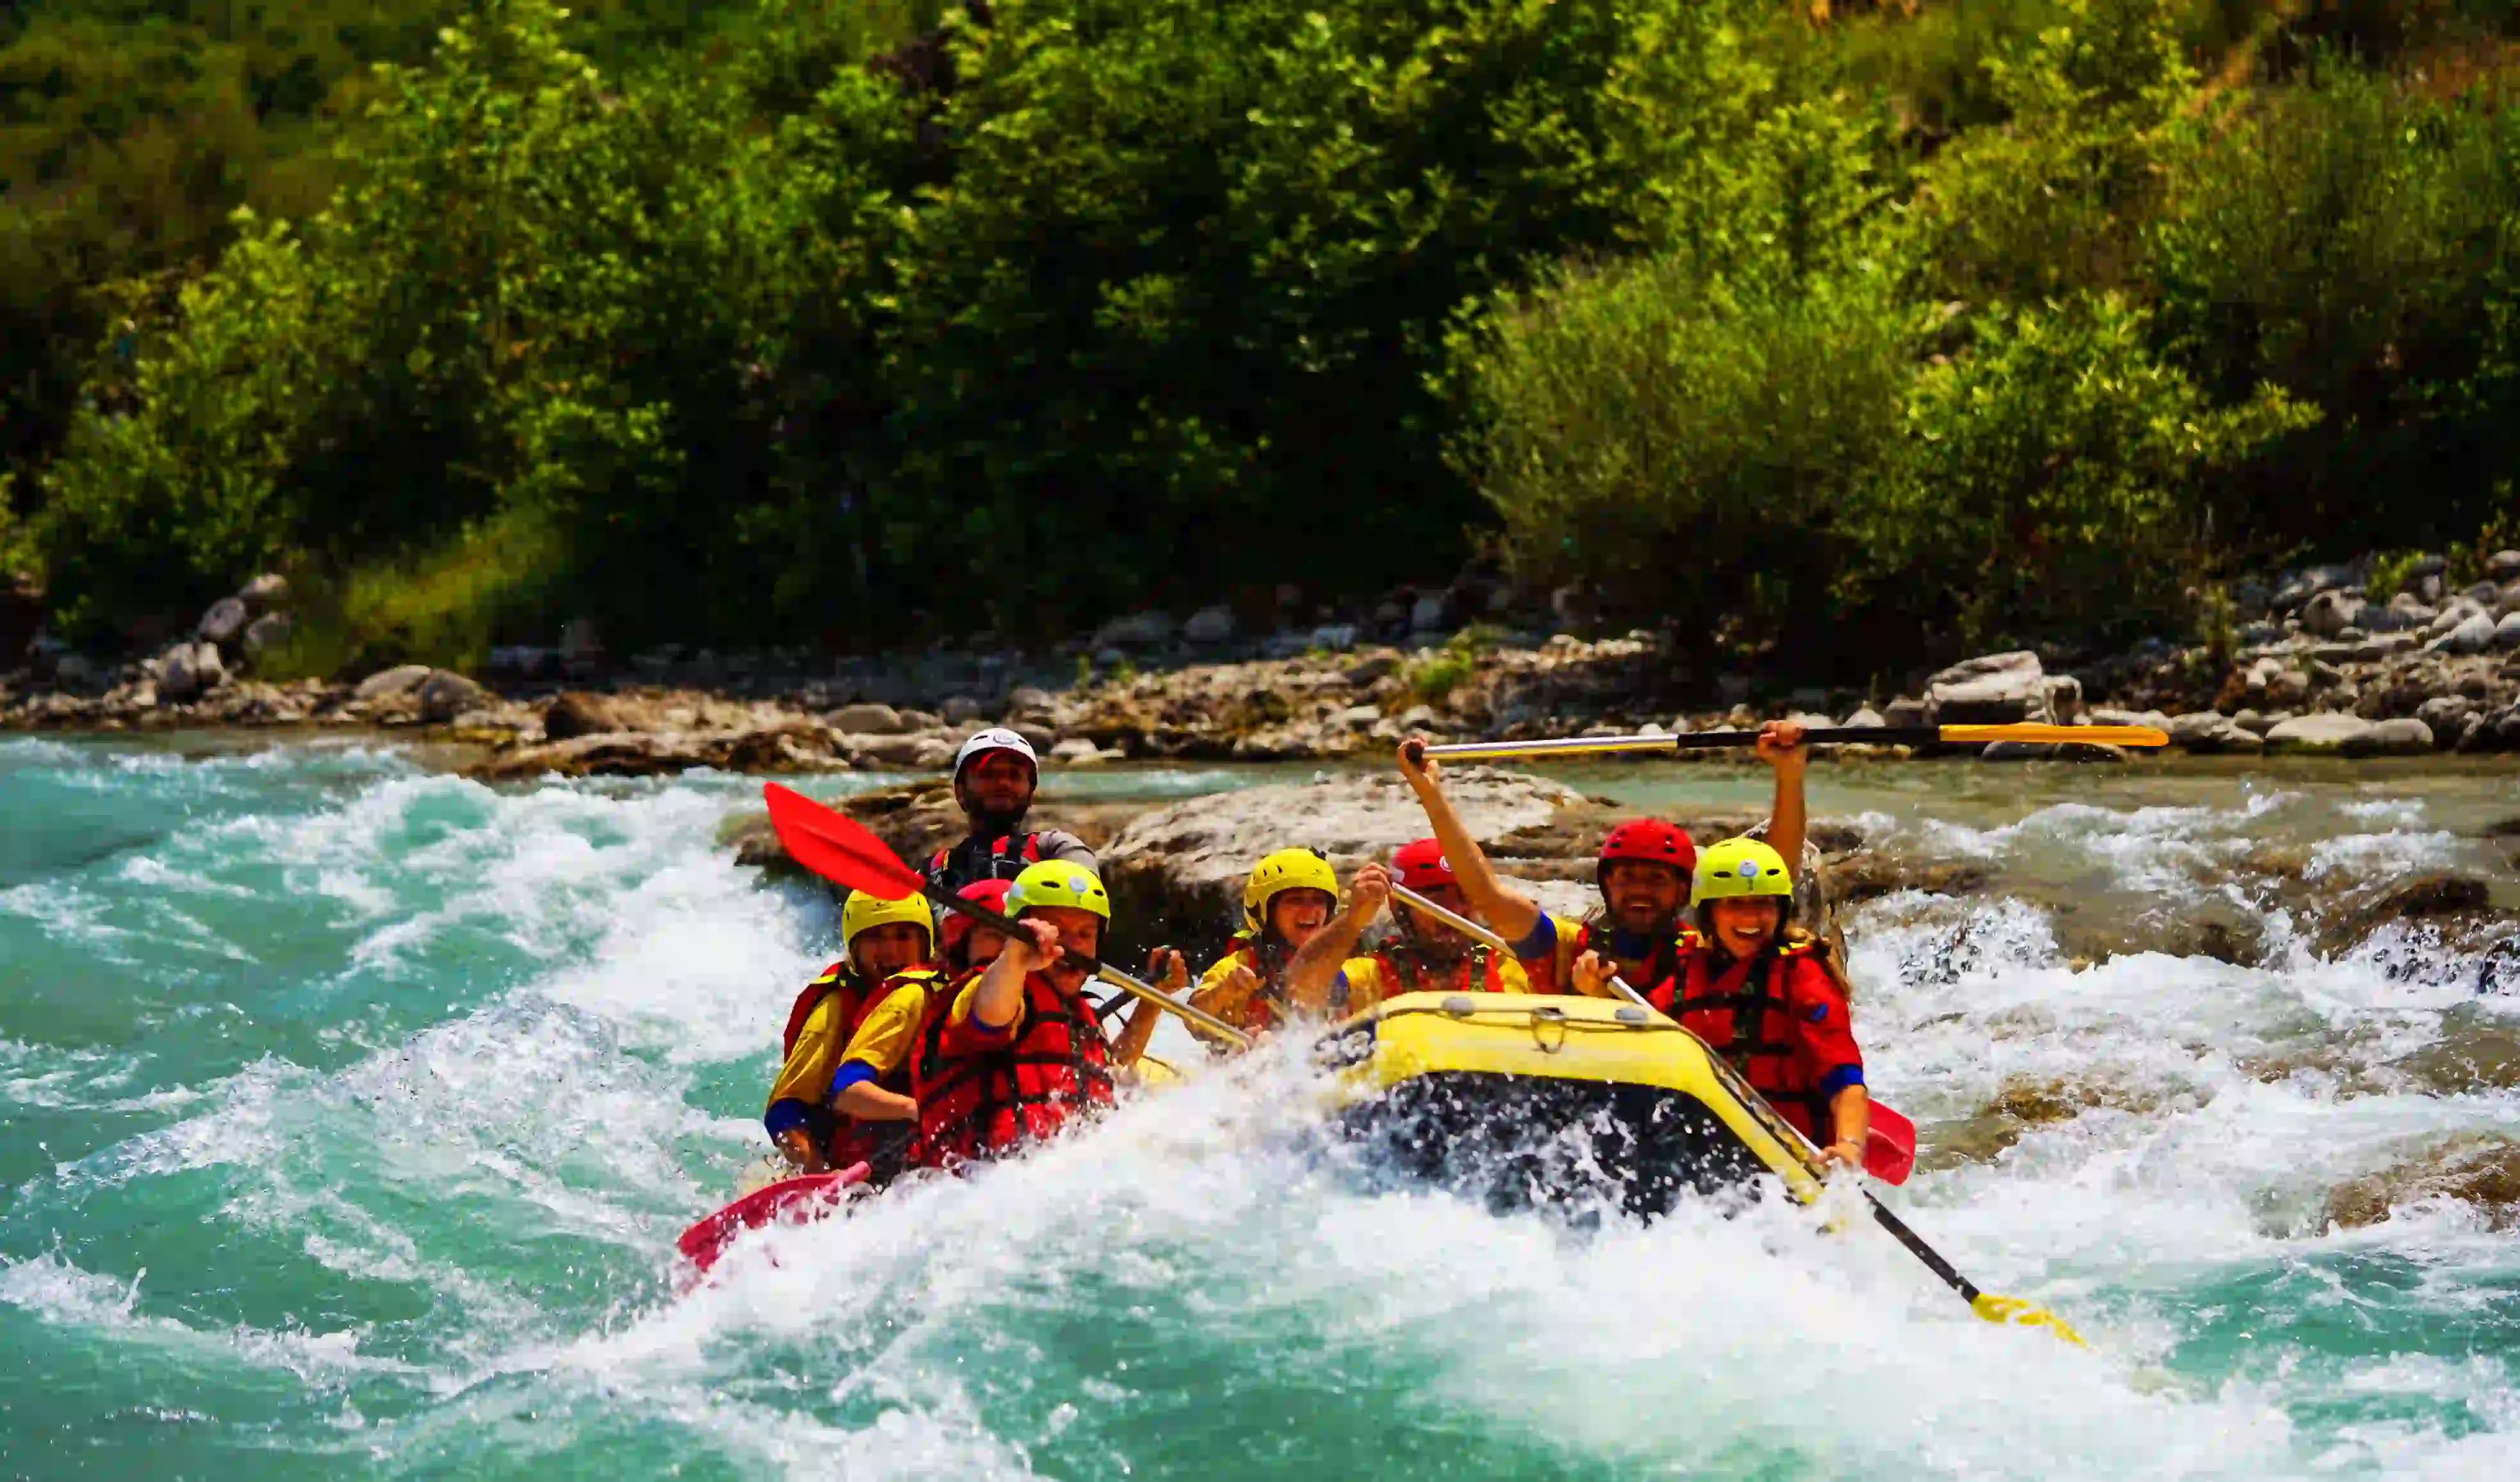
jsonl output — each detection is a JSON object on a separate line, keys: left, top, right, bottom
{"left": 2, "top": 734, "right": 2516, "bottom": 1479}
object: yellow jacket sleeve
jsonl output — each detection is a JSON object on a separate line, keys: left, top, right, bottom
{"left": 766, "top": 994, "right": 848, "bottom": 1112}
{"left": 837, "top": 979, "right": 937, "bottom": 1080}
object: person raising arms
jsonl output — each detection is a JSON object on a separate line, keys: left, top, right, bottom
{"left": 1280, "top": 844, "right": 1531, "bottom": 1017}
{"left": 1185, "top": 849, "right": 1342, "bottom": 1049}
{"left": 1576, "top": 837, "right": 1868, "bottom": 1169}
{"left": 1393, "top": 721, "right": 1810, "bottom": 999}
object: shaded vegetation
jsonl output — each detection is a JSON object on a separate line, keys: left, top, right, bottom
{"left": 6, "top": 0, "right": 2519, "bottom": 672}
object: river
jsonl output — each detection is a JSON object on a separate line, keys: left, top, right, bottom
{"left": 2, "top": 734, "right": 2515, "bottom": 1479}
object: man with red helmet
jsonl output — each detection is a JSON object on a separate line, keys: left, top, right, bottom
{"left": 1280, "top": 841, "right": 1532, "bottom": 1015}
{"left": 1392, "top": 721, "right": 1810, "bottom": 999}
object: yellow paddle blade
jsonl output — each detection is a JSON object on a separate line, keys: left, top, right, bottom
{"left": 1970, "top": 1292, "right": 2089, "bottom": 1347}
{"left": 1940, "top": 723, "right": 2169, "bottom": 748}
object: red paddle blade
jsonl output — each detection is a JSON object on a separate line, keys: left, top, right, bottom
{"left": 764, "top": 783, "right": 925, "bottom": 898}
{"left": 676, "top": 1164, "right": 871, "bottom": 1272}
{"left": 1865, "top": 1102, "right": 1918, "bottom": 1186}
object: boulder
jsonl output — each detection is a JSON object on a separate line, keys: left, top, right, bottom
{"left": 1183, "top": 605, "right": 1237, "bottom": 645}
{"left": 2271, "top": 563, "right": 2360, "bottom": 613}
{"left": 2300, "top": 589, "right": 2366, "bottom": 638}
{"left": 2490, "top": 550, "right": 2520, "bottom": 581}
{"left": 353, "top": 664, "right": 434, "bottom": 703}
{"left": 2265, "top": 668, "right": 2312, "bottom": 707}
{"left": 2045, "top": 675, "right": 2084, "bottom": 722}
{"left": 1008, "top": 685, "right": 1057, "bottom": 714}
{"left": 2264, "top": 713, "right": 2376, "bottom": 754}
{"left": 1883, "top": 695, "right": 1930, "bottom": 727}
{"left": 1409, "top": 591, "right": 1453, "bottom": 634}
{"left": 543, "top": 691, "right": 623, "bottom": 741}
{"left": 940, "top": 695, "right": 988, "bottom": 725}
{"left": 1840, "top": 705, "right": 1886, "bottom": 729}
{"left": 238, "top": 573, "right": 290, "bottom": 613}
{"left": 846, "top": 733, "right": 957, "bottom": 770}
{"left": 2326, "top": 1137, "right": 2520, "bottom": 1233}
{"left": 240, "top": 611, "right": 293, "bottom": 660}
{"left": 2417, "top": 695, "right": 2476, "bottom": 740}
{"left": 1926, "top": 650, "right": 2048, "bottom": 725}
{"left": 2497, "top": 611, "right": 2520, "bottom": 650}
{"left": 827, "top": 702, "right": 908, "bottom": 735}
{"left": 2166, "top": 712, "right": 2262, "bottom": 752}
{"left": 1308, "top": 623, "right": 1360, "bottom": 652}
{"left": 158, "top": 641, "right": 226, "bottom": 702}
{"left": 1048, "top": 736, "right": 1104, "bottom": 765}
{"left": 2355, "top": 717, "right": 2435, "bottom": 756}
{"left": 2427, "top": 613, "right": 2498, "bottom": 656}
{"left": 415, "top": 670, "right": 488, "bottom": 724}
{"left": 196, "top": 596, "right": 251, "bottom": 647}
{"left": 1096, "top": 611, "right": 1176, "bottom": 648}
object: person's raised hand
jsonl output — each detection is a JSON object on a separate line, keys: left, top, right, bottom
{"left": 1755, "top": 718, "right": 1809, "bottom": 773}
{"left": 1397, "top": 736, "right": 1444, "bottom": 790}
{"left": 1814, "top": 1139, "right": 1865, "bottom": 1172}
{"left": 1570, "top": 950, "right": 1614, "bottom": 998}
{"left": 1347, "top": 862, "right": 1393, "bottom": 925}
{"left": 1012, "top": 918, "right": 1063, "bottom": 973}
{"left": 1149, "top": 946, "right": 1190, "bottom": 992}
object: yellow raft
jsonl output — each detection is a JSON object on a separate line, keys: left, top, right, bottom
{"left": 1321, "top": 991, "right": 1826, "bottom": 1215}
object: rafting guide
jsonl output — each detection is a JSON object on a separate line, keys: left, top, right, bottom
{"left": 923, "top": 727, "right": 1099, "bottom": 894}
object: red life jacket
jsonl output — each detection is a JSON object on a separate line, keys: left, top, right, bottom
{"left": 1652, "top": 930, "right": 1841, "bottom": 1141}
{"left": 1213, "top": 937, "right": 1295, "bottom": 1035}
{"left": 1544, "top": 918, "right": 1683, "bottom": 1000}
{"left": 781, "top": 962, "right": 864, "bottom": 1060}
{"left": 827, "top": 968, "right": 948, "bottom": 1175}
{"left": 1370, "top": 941, "right": 1511, "bottom": 998}
{"left": 924, "top": 831, "right": 1044, "bottom": 895}
{"left": 910, "top": 971, "right": 1116, "bottom": 1169}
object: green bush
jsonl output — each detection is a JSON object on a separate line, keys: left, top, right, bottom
{"left": 2148, "top": 60, "right": 2520, "bottom": 552}
{"left": 1841, "top": 293, "right": 2314, "bottom": 650}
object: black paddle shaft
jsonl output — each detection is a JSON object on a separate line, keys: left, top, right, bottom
{"left": 1864, "top": 1196, "right": 1981, "bottom": 1303}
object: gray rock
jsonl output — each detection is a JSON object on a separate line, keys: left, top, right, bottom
{"left": 158, "top": 642, "right": 225, "bottom": 702}
{"left": 2496, "top": 611, "right": 2520, "bottom": 650}
{"left": 416, "top": 670, "right": 488, "bottom": 724}
{"left": 827, "top": 702, "right": 907, "bottom": 735}
{"left": 354, "top": 664, "right": 433, "bottom": 702}
{"left": 543, "top": 691, "right": 622, "bottom": 741}
{"left": 2264, "top": 713, "right": 2376, "bottom": 753}
{"left": 197, "top": 597, "right": 251, "bottom": 646}
{"left": 1372, "top": 599, "right": 1408, "bottom": 630}
{"left": 1343, "top": 654, "right": 1399, "bottom": 687}
{"left": 1408, "top": 592, "right": 1453, "bottom": 634}
{"left": 2417, "top": 695, "right": 2476, "bottom": 734}
{"left": 1183, "top": 605, "right": 1237, "bottom": 645}
{"left": 1098, "top": 611, "right": 1176, "bottom": 648}
{"left": 2300, "top": 589, "right": 2366, "bottom": 638}
{"left": 2427, "top": 613, "right": 2498, "bottom": 656}
{"left": 1927, "top": 650, "right": 2048, "bottom": 725}
{"left": 2045, "top": 674, "right": 2084, "bottom": 722}
{"left": 1008, "top": 685, "right": 1056, "bottom": 714}
{"left": 2355, "top": 718, "right": 2435, "bottom": 757}
{"left": 1048, "top": 736, "right": 1104, "bottom": 765}
{"left": 1884, "top": 696, "right": 1930, "bottom": 728}
{"left": 2424, "top": 600, "right": 2484, "bottom": 640}
{"left": 487, "top": 645, "right": 557, "bottom": 678}
{"left": 1309, "top": 623, "right": 1360, "bottom": 652}
{"left": 241, "top": 612, "right": 293, "bottom": 659}
{"left": 238, "top": 573, "right": 291, "bottom": 613}
{"left": 2488, "top": 550, "right": 2520, "bottom": 580}
{"left": 1841, "top": 705, "right": 1886, "bottom": 729}
{"left": 2168, "top": 712, "right": 2262, "bottom": 752}
{"left": 897, "top": 709, "right": 943, "bottom": 732}
{"left": 938, "top": 696, "right": 987, "bottom": 726}
{"left": 2272, "top": 564, "right": 2359, "bottom": 612}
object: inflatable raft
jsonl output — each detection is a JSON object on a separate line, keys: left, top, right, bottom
{"left": 1322, "top": 991, "right": 1828, "bottom": 1217}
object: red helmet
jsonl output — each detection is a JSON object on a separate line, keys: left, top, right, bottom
{"left": 1392, "top": 837, "right": 1456, "bottom": 892}
{"left": 941, "top": 878, "right": 1016, "bottom": 959}
{"left": 1596, "top": 819, "right": 1695, "bottom": 892}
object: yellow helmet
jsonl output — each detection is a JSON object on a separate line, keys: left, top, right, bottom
{"left": 1007, "top": 860, "right": 1110, "bottom": 921}
{"left": 841, "top": 889, "right": 934, "bottom": 956}
{"left": 1690, "top": 837, "right": 1794, "bottom": 906}
{"left": 1242, "top": 848, "right": 1339, "bottom": 935}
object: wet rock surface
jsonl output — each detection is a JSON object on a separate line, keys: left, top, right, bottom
{"left": 2325, "top": 1136, "right": 2520, "bottom": 1231}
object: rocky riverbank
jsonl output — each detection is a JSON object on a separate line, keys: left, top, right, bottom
{"left": 8, "top": 552, "right": 2520, "bottom": 770}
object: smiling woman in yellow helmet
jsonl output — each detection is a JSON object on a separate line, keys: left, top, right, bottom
{"left": 764, "top": 888, "right": 938, "bottom": 1173}
{"left": 1575, "top": 836, "right": 1870, "bottom": 1170}
{"left": 1185, "top": 848, "right": 1342, "bottom": 1049}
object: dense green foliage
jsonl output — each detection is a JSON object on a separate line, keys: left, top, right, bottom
{"left": 8, "top": 0, "right": 2520, "bottom": 669}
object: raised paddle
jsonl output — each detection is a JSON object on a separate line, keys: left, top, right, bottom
{"left": 1385, "top": 882, "right": 1917, "bottom": 1185}
{"left": 761, "top": 784, "right": 1254, "bottom": 1050}
{"left": 1422, "top": 722, "right": 2169, "bottom": 762}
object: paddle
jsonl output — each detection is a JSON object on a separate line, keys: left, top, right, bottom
{"left": 1423, "top": 722, "right": 2169, "bottom": 762}
{"left": 762, "top": 784, "right": 1254, "bottom": 1050}
{"left": 1385, "top": 882, "right": 1916, "bottom": 1185}
{"left": 677, "top": 1164, "right": 870, "bottom": 1273}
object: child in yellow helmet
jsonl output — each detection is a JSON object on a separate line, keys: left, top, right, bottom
{"left": 766, "top": 889, "right": 938, "bottom": 1173}
{"left": 1186, "top": 848, "right": 1342, "bottom": 1048}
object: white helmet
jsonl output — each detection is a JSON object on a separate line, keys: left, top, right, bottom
{"left": 953, "top": 727, "right": 1039, "bottom": 779}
